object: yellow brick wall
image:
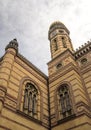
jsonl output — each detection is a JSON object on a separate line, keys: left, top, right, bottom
{"left": 77, "top": 52, "right": 91, "bottom": 103}
{"left": 48, "top": 50, "right": 90, "bottom": 127}
{"left": 0, "top": 39, "right": 91, "bottom": 130}
{"left": 0, "top": 48, "right": 49, "bottom": 130}
{"left": 52, "top": 115, "right": 91, "bottom": 130}
{"left": 0, "top": 108, "right": 47, "bottom": 130}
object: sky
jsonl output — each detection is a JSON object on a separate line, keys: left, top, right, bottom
{"left": 0, "top": 0, "right": 91, "bottom": 75}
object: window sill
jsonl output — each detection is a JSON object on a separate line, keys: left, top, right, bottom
{"left": 57, "top": 114, "right": 76, "bottom": 125}
{"left": 16, "top": 110, "right": 42, "bottom": 125}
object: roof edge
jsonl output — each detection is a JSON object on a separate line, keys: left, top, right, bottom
{"left": 17, "top": 53, "right": 48, "bottom": 79}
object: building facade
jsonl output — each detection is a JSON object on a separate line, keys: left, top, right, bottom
{"left": 0, "top": 21, "right": 91, "bottom": 130}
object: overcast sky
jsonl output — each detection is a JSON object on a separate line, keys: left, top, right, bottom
{"left": 0, "top": 0, "right": 91, "bottom": 75}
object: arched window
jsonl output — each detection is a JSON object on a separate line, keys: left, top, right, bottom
{"left": 23, "top": 82, "right": 38, "bottom": 116}
{"left": 62, "top": 37, "right": 67, "bottom": 48}
{"left": 53, "top": 39, "right": 58, "bottom": 51}
{"left": 58, "top": 84, "right": 72, "bottom": 118}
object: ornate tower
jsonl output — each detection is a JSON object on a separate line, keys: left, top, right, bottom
{"left": 48, "top": 21, "right": 91, "bottom": 130}
{"left": 48, "top": 21, "right": 74, "bottom": 59}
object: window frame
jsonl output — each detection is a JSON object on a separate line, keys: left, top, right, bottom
{"left": 58, "top": 84, "right": 72, "bottom": 118}
{"left": 23, "top": 82, "right": 38, "bottom": 116}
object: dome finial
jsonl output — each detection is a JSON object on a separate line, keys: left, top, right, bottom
{"left": 5, "top": 38, "right": 19, "bottom": 53}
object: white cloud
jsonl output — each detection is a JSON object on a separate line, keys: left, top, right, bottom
{"left": 0, "top": 0, "right": 91, "bottom": 74}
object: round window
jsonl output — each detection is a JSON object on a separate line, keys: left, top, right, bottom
{"left": 56, "top": 63, "right": 62, "bottom": 69}
{"left": 81, "top": 58, "right": 87, "bottom": 64}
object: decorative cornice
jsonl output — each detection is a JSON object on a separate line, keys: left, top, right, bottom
{"left": 5, "top": 39, "right": 18, "bottom": 53}
{"left": 47, "top": 49, "right": 74, "bottom": 65}
{"left": 74, "top": 41, "right": 91, "bottom": 59}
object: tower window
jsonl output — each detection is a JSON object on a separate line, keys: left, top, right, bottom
{"left": 81, "top": 58, "right": 87, "bottom": 64}
{"left": 59, "top": 30, "right": 64, "bottom": 33}
{"left": 62, "top": 37, "right": 67, "bottom": 48}
{"left": 58, "top": 84, "right": 72, "bottom": 118}
{"left": 54, "top": 39, "right": 58, "bottom": 51}
{"left": 23, "top": 83, "right": 38, "bottom": 117}
{"left": 56, "top": 63, "right": 62, "bottom": 69}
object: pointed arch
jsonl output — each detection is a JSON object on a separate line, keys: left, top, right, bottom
{"left": 23, "top": 82, "right": 38, "bottom": 116}
{"left": 62, "top": 37, "right": 67, "bottom": 48}
{"left": 54, "top": 82, "right": 74, "bottom": 120}
{"left": 58, "top": 84, "right": 72, "bottom": 118}
{"left": 17, "top": 76, "right": 42, "bottom": 120}
{"left": 53, "top": 38, "right": 58, "bottom": 51}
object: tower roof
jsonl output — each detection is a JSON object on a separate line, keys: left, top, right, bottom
{"left": 49, "top": 21, "right": 70, "bottom": 34}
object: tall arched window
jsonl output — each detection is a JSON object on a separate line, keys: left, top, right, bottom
{"left": 23, "top": 82, "right": 38, "bottom": 116}
{"left": 53, "top": 38, "right": 58, "bottom": 51}
{"left": 58, "top": 84, "right": 72, "bottom": 118}
{"left": 62, "top": 37, "right": 67, "bottom": 48}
